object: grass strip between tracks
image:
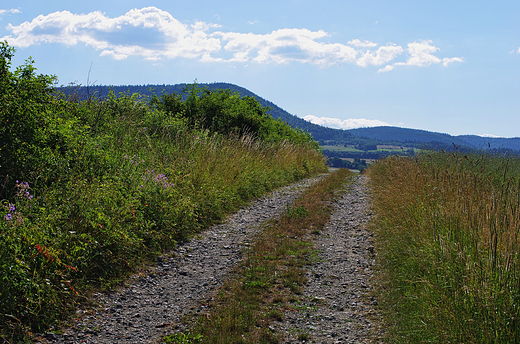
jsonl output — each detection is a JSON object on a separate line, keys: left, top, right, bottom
{"left": 162, "top": 168, "right": 353, "bottom": 344}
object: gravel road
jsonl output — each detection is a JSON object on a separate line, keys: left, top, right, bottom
{"left": 37, "top": 173, "right": 382, "bottom": 344}
{"left": 275, "top": 175, "right": 383, "bottom": 343}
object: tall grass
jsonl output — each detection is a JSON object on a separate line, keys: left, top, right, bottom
{"left": 0, "top": 90, "right": 326, "bottom": 342}
{"left": 369, "top": 152, "right": 520, "bottom": 343}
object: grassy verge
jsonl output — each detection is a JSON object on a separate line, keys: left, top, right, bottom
{"left": 0, "top": 43, "right": 328, "bottom": 342}
{"left": 163, "top": 168, "right": 352, "bottom": 344}
{"left": 368, "top": 152, "right": 520, "bottom": 343}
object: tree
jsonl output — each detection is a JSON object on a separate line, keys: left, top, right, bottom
{"left": 1, "top": 42, "right": 59, "bottom": 188}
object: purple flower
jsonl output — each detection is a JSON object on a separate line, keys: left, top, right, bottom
{"left": 9, "top": 204, "right": 15, "bottom": 212}
{"left": 4, "top": 214, "right": 12, "bottom": 221}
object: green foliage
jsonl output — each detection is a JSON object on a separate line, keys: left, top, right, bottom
{"left": 0, "top": 43, "right": 327, "bottom": 342}
{"left": 164, "top": 332, "right": 203, "bottom": 344}
{"left": 327, "top": 156, "right": 367, "bottom": 171}
{"left": 285, "top": 204, "right": 309, "bottom": 219}
{"left": 155, "top": 83, "right": 320, "bottom": 149}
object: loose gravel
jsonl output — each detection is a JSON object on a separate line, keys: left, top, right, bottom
{"left": 275, "top": 175, "right": 384, "bottom": 343}
{"left": 37, "top": 173, "right": 383, "bottom": 344}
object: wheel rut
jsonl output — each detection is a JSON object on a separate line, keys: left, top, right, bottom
{"left": 275, "top": 175, "right": 383, "bottom": 343}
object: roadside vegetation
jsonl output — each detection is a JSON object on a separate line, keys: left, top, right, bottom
{"left": 163, "top": 168, "right": 352, "bottom": 344}
{"left": 0, "top": 42, "right": 327, "bottom": 342}
{"left": 369, "top": 151, "right": 520, "bottom": 343}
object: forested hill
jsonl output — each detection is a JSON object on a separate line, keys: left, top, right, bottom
{"left": 61, "top": 83, "right": 520, "bottom": 152}
{"left": 62, "top": 82, "right": 353, "bottom": 142}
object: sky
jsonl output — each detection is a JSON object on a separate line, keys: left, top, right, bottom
{"left": 1, "top": 1, "right": 519, "bottom": 138}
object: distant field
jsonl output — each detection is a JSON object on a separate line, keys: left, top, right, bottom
{"left": 321, "top": 145, "right": 416, "bottom": 153}
{"left": 341, "top": 158, "right": 377, "bottom": 164}
{"left": 320, "top": 145, "right": 363, "bottom": 152}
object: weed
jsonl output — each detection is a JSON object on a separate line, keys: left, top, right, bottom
{"left": 297, "top": 332, "right": 310, "bottom": 341}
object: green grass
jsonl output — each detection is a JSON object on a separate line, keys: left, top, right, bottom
{"left": 0, "top": 42, "right": 328, "bottom": 342}
{"left": 369, "top": 151, "right": 520, "bottom": 343}
{"left": 163, "top": 168, "right": 352, "bottom": 343}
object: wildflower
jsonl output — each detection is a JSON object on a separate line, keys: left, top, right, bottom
{"left": 9, "top": 204, "right": 15, "bottom": 212}
{"left": 35, "top": 244, "right": 53, "bottom": 262}
{"left": 64, "top": 265, "right": 78, "bottom": 272}
{"left": 4, "top": 214, "right": 12, "bottom": 221}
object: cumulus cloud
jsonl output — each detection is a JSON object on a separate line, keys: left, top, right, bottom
{"left": 215, "top": 28, "right": 358, "bottom": 65}
{"left": 1, "top": 7, "right": 463, "bottom": 70}
{"left": 347, "top": 39, "right": 377, "bottom": 47}
{"left": 442, "top": 57, "right": 465, "bottom": 66}
{"left": 2, "top": 7, "right": 221, "bottom": 60}
{"left": 379, "top": 40, "right": 464, "bottom": 72}
{"left": 303, "top": 115, "right": 390, "bottom": 130}
{"left": 356, "top": 44, "right": 403, "bottom": 67}
{"left": 0, "top": 8, "right": 21, "bottom": 16}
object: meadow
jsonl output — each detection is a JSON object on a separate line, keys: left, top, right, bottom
{"left": 369, "top": 152, "right": 520, "bottom": 343}
{"left": 0, "top": 42, "right": 327, "bottom": 342}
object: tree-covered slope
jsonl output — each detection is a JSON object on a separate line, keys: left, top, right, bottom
{"left": 60, "top": 82, "right": 354, "bottom": 142}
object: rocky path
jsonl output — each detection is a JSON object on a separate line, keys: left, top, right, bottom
{"left": 275, "top": 175, "right": 383, "bottom": 343}
{"left": 38, "top": 174, "right": 382, "bottom": 344}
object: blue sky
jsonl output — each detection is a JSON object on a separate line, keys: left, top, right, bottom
{"left": 1, "top": 1, "right": 519, "bottom": 137}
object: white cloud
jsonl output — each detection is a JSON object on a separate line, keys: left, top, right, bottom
{"left": 442, "top": 57, "right": 464, "bottom": 66}
{"left": 356, "top": 44, "right": 403, "bottom": 67}
{"left": 347, "top": 39, "right": 377, "bottom": 47}
{"left": 0, "top": 8, "right": 21, "bottom": 15}
{"left": 405, "top": 40, "right": 441, "bottom": 66}
{"left": 303, "top": 115, "right": 390, "bottom": 130}
{"left": 215, "top": 28, "right": 359, "bottom": 66}
{"left": 2, "top": 7, "right": 221, "bottom": 60}
{"left": 0, "top": 8, "right": 463, "bottom": 70}
{"left": 479, "top": 134, "right": 501, "bottom": 138}
{"left": 379, "top": 40, "right": 464, "bottom": 72}
{"left": 377, "top": 64, "right": 395, "bottom": 73}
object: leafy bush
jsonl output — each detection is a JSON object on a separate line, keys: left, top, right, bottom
{"left": 154, "top": 83, "right": 320, "bottom": 149}
{"left": 0, "top": 42, "right": 326, "bottom": 341}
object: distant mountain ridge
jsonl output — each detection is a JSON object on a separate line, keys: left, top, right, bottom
{"left": 60, "top": 82, "right": 520, "bottom": 152}
{"left": 348, "top": 127, "right": 520, "bottom": 151}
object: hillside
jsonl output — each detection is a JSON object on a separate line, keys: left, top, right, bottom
{"left": 62, "top": 82, "right": 354, "bottom": 142}
{"left": 61, "top": 83, "right": 520, "bottom": 152}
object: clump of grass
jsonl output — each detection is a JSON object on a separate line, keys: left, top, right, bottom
{"left": 369, "top": 152, "right": 520, "bottom": 343}
{"left": 168, "top": 169, "right": 352, "bottom": 343}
